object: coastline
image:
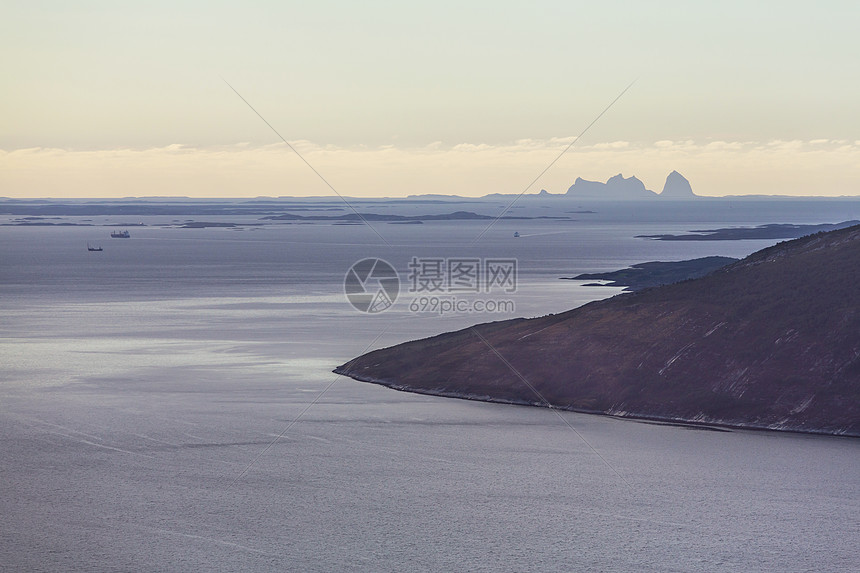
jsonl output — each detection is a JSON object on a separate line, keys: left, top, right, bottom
{"left": 334, "top": 367, "right": 860, "bottom": 438}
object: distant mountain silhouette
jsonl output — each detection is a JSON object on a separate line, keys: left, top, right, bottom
{"left": 563, "top": 171, "right": 698, "bottom": 200}
{"left": 337, "top": 225, "right": 860, "bottom": 436}
{"left": 660, "top": 170, "right": 696, "bottom": 199}
{"left": 566, "top": 173, "right": 657, "bottom": 199}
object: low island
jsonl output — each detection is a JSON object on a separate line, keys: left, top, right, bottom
{"left": 566, "top": 256, "right": 738, "bottom": 291}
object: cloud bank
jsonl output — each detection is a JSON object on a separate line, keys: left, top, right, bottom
{"left": 2, "top": 139, "right": 859, "bottom": 198}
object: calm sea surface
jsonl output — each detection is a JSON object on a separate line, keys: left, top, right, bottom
{"left": 2, "top": 209, "right": 859, "bottom": 571}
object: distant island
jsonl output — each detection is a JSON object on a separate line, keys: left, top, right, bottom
{"left": 639, "top": 220, "right": 860, "bottom": 241}
{"left": 562, "top": 170, "right": 696, "bottom": 200}
{"left": 566, "top": 256, "right": 738, "bottom": 291}
{"left": 260, "top": 211, "right": 569, "bottom": 222}
{"left": 566, "top": 173, "right": 657, "bottom": 200}
{"left": 336, "top": 225, "right": 860, "bottom": 436}
{"left": 176, "top": 221, "right": 254, "bottom": 228}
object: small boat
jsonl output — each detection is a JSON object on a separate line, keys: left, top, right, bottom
{"left": 87, "top": 243, "right": 103, "bottom": 252}
{"left": 513, "top": 231, "right": 520, "bottom": 238}
{"left": 110, "top": 230, "right": 130, "bottom": 238}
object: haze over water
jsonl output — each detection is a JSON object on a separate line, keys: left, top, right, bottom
{"left": 2, "top": 202, "right": 859, "bottom": 571}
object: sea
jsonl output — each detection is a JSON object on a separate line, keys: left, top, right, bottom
{"left": 1, "top": 199, "right": 859, "bottom": 572}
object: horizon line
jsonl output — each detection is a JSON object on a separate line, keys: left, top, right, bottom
{"left": 3, "top": 193, "right": 860, "bottom": 201}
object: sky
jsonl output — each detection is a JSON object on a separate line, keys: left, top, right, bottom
{"left": 2, "top": 1, "right": 859, "bottom": 198}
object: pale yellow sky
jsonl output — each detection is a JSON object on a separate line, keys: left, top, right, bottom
{"left": 4, "top": 139, "right": 859, "bottom": 198}
{"left": 2, "top": 1, "right": 859, "bottom": 198}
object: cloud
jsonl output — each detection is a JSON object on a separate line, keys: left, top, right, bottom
{"left": 2, "top": 139, "right": 859, "bottom": 198}
{"left": 591, "top": 141, "right": 630, "bottom": 150}
{"left": 704, "top": 141, "right": 745, "bottom": 151}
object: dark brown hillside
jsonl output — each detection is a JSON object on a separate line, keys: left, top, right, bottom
{"left": 336, "top": 225, "right": 860, "bottom": 436}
